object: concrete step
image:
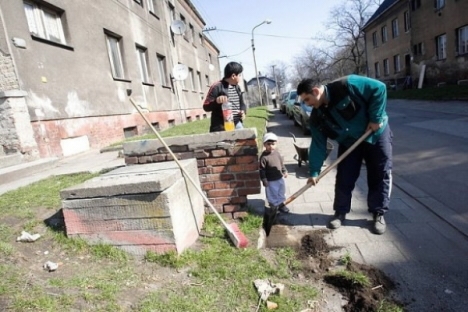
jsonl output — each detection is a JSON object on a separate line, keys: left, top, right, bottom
{"left": 0, "top": 157, "right": 59, "bottom": 184}
{"left": 0, "top": 154, "right": 23, "bottom": 169}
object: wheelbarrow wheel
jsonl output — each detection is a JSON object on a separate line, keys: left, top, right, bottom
{"left": 298, "top": 160, "right": 302, "bottom": 167}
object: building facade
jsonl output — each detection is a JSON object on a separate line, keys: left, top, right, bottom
{"left": 0, "top": 0, "right": 220, "bottom": 159}
{"left": 363, "top": 0, "right": 468, "bottom": 87}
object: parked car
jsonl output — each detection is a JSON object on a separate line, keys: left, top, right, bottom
{"left": 292, "top": 95, "right": 312, "bottom": 135}
{"left": 284, "top": 90, "right": 297, "bottom": 119}
{"left": 279, "top": 92, "right": 288, "bottom": 114}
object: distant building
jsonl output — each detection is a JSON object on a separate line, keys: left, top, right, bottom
{"left": 246, "top": 76, "right": 277, "bottom": 90}
{"left": 363, "top": 0, "right": 468, "bottom": 88}
{"left": 0, "top": 0, "right": 220, "bottom": 159}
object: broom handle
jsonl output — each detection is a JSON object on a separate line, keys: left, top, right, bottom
{"left": 129, "top": 98, "right": 231, "bottom": 230}
{"left": 282, "top": 129, "right": 373, "bottom": 206}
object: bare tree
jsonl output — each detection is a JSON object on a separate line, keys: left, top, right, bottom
{"left": 264, "top": 61, "right": 289, "bottom": 94}
{"left": 319, "top": 0, "right": 379, "bottom": 75}
{"left": 291, "top": 47, "right": 331, "bottom": 86}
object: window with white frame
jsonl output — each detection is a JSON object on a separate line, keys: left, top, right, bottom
{"left": 374, "top": 62, "right": 380, "bottom": 78}
{"left": 372, "top": 32, "right": 378, "bottom": 47}
{"left": 23, "top": 1, "right": 66, "bottom": 44}
{"left": 383, "top": 59, "right": 389, "bottom": 76}
{"left": 157, "top": 54, "right": 168, "bottom": 86}
{"left": 393, "top": 54, "right": 401, "bottom": 73}
{"left": 404, "top": 11, "right": 410, "bottom": 32}
{"left": 381, "top": 25, "right": 388, "bottom": 43}
{"left": 436, "top": 34, "right": 447, "bottom": 60}
{"left": 189, "top": 68, "right": 195, "bottom": 90}
{"left": 105, "top": 32, "right": 125, "bottom": 79}
{"left": 136, "top": 46, "right": 150, "bottom": 83}
{"left": 435, "top": 0, "right": 445, "bottom": 10}
{"left": 392, "top": 19, "right": 399, "bottom": 38}
{"left": 148, "top": 0, "right": 159, "bottom": 16}
{"left": 458, "top": 25, "right": 468, "bottom": 55}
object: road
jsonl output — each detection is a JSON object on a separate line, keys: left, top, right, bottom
{"left": 387, "top": 99, "right": 468, "bottom": 236}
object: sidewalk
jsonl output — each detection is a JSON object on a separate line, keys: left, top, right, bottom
{"left": 249, "top": 108, "right": 468, "bottom": 312}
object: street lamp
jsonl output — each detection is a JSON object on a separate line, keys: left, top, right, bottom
{"left": 251, "top": 19, "right": 271, "bottom": 106}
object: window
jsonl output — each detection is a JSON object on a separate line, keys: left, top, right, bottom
{"left": 189, "top": 68, "right": 195, "bottom": 90}
{"left": 411, "top": 0, "right": 421, "bottom": 11}
{"left": 199, "top": 33, "right": 204, "bottom": 46}
{"left": 180, "top": 15, "right": 188, "bottom": 41}
{"left": 393, "top": 55, "right": 401, "bottom": 73}
{"left": 436, "top": 34, "right": 447, "bottom": 60}
{"left": 105, "top": 32, "right": 125, "bottom": 79}
{"left": 434, "top": 0, "right": 445, "bottom": 10}
{"left": 208, "top": 53, "right": 212, "bottom": 64}
{"left": 167, "top": 3, "right": 175, "bottom": 22}
{"left": 457, "top": 25, "right": 468, "bottom": 55}
{"left": 374, "top": 62, "right": 380, "bottom": 78}
{"left": 23, "top": 1, "right": 66, "bottom": 44}
{"left": 134, "top": 0, "right": 143, "bottom": 6}
{"left": 392, "top": 19, "right": 399, "bottom": 38}
{"left": 381, "top": 25, "right": 388, "bottom": 43}
{"left": 404, "top": 11, "right": 410, "bottom": 32}
{"left": 197, "top": 71, "right": 202, "bottom": 92}
{"left": 383, "top": 59, "right": 389, "bottom": 76}
{"left": 413, "top": 42, "right": 424, "bottom": 56}
{"left": 189, "top": 24, "right": 195, "bottom": 44}
{"left": 372, "top": 32, "right": 378, "bottom": 47}
{"left": 136, "top": 46, "right": 150, "bottom": 83}
{"left": 157, "top": 54, "right": 168, "bottom": 86}
{"left": 148, "top": 0, "right": 159, "bottom": 16}
{"left": 205, "top": 74, "right": 210, "bottom": 86}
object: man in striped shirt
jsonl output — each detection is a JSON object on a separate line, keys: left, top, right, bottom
{"left": 203, "top": 62, "right": 246, "bottom": 132}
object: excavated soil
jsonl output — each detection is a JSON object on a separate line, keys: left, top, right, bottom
{"left": 296, "top": 230, "right": 399, "bottom": 312}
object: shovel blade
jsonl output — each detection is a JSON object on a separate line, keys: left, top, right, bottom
{"left": 262, "top": 205, "right": 280, "bottom": 236}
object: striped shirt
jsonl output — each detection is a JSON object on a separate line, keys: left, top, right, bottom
{"left": 227, "top": 85, "right": 241, "bottom": 122}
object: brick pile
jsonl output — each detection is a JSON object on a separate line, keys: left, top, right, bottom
{"left": 123, "top": 129, "right": 261, "bottom": 218}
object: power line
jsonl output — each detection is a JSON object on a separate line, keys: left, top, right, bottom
{"left": 215, "top": 28, "right": 313, "bottom": 40}
{"left": 219, "top": 46, "right": 251, "bottom": 58}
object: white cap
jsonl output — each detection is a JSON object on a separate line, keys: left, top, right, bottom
{"left": 263, "top": 132, "right": 278, "bottom": 143}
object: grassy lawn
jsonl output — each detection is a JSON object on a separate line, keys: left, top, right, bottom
{"left": 388, "top": 84, "right": 468, "bottom": 101}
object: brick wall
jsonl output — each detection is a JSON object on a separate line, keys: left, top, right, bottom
{"left": 123, "top": 129, "right": 261, "bottom": 218}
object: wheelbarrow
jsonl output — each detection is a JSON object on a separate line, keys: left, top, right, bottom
{"left": 290, "top": 133, "right": 334, "bottom": 167}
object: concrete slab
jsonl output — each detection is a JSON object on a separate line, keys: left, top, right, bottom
{"left": 0, "top": 157, "right": 58, "bottom": 184}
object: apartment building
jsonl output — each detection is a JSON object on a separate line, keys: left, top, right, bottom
{"left": 0, "top": 0, "right": 220, "bottom": 159}
{"left": 363, "top": 0, "right": 468, "bottom": 87}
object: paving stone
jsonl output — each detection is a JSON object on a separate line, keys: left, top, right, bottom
{"left": 356, "top": 241, "right": 409, "bottom": 265}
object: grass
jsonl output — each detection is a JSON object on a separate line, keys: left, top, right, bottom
{"left": 110, "top": 106, "right": 272, "bottom": 151}
{"left": 388, "top": 84, "right": 468, "bottom": 101}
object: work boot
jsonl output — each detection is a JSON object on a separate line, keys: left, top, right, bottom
{"left": 278, "top": 206, "right": 290, "bottom": 213}
{"left": 373, "top": 212, "right": 386, "bottom": 234}
{"left": 328, "top": 212, "right": 346, "bottom": 229}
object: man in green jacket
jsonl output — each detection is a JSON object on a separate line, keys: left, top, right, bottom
{"left": 297, "top": 75, "right": 393, "bottom": 234}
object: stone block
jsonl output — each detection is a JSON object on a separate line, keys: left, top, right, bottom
{"left": 61, "top": 159, "right": 204, "bottom": 256}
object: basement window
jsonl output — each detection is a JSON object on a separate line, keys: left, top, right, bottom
{"left": 123, "top": 126, "right": 138, "bottom": 138}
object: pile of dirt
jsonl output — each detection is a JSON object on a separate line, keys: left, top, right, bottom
{"left": 296, "top": 230, "right": 399, "bottom": 312}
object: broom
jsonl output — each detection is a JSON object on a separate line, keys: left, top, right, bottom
{"left": 129, "top": 98, "right": 248, "bottom": 248}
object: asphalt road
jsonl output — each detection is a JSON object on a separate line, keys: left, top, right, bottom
{"left": 387, "top": 99, "right": 468, "bottom": 233}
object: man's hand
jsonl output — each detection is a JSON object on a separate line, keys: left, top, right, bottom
{"left": 262, "top": 179, "right": 269, "bottom": 187}
{"left": 239, "top": 110, "right": 245, "bottom": 119}
{"left": 283, "top": 172, "right": 288, "bottom": 178}
{"left": 216, "top": 95, "right": 228, "bottom": 104}
{"left": 367, "top": 122, "right": 383, "bottom": 132}
{"left": 307, "top": 177, "right": 318, "bottom": 186}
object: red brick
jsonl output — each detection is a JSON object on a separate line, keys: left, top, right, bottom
{"left": 125, "top": 157, "right": 138, "bottom": 165}
{"left": 236, "top": 156, "right": 258, "bottom": 164}
{"left": 177, "top": 152, "right": 195, "bottom": 160}
{"left": 197, "top": 159, "right": 205, "bottom": 167}
{"left": 214, "top": 181, "right": 231, "bottom": 189}
{"left": 195, "top": 150, "right": 210, "bottom": 158}
{"left": 211, "top": 166, "right": 227, "bottom": 173}
{"left": 207, "top": 188, "right": 236, "bottom": 197}
{"left": 201, "top": 182, "right": 214, "bottom": 190}
{"left": 245, "top": 180, "right": 260, "bottom": 187}
{"left": 205, "top": 157, "right": 235, "bottom": 166}
{"left": 228, "top": 163, "right": 259, "bottom": 172}
{"left": 235, "top": 139, "right": 257, "bottom": 147}
{"left": 152, "top": 154, "right": 166, "bottom": 162}
{"left": 231, "top": 196, "right": 247, "bottom": 204}
{"left": 139, "top": 156, "right": 153, "bottom": 164}
{"left": 211, "top": 149, "right": 227, "bottom": 157}
{"left": 200, "top": 173, "right": 233, "bottom": 182}
{"left": 237, "top": 187, "right": 261, "bottom": 196}
{"left": 223, "top": 204, "right": 241, "bottom": 213}
{"left": 220, "top": 173, "right": 235, "bottom": 181}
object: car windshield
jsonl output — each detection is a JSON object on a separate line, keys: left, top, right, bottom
{"left": 289, "top": 91, "right": 297, "bottom": 100}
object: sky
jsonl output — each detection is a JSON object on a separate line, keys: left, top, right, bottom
{"left": 191, "top": 0, "right": 344, "bottom": 82}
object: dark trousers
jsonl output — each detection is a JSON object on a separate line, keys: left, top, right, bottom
{"left": 333, "top": 125, "right": 393, "bottom": 214}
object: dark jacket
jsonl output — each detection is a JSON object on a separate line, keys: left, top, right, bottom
{"left": 203, "top": 79, "right": 246, "bottom": 132}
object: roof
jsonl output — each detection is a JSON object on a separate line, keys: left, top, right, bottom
{"left": 363, "top": 0, "right": 399, "bottom": 30}
{"left": 246, "top": 76, "right": 276, "bottom": 86}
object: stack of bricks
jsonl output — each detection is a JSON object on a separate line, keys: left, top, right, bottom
{"left": 123, "top": 129, "right": 261, "bottom": 218}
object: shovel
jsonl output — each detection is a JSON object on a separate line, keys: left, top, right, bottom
{"left": 263, "top": 129, "right": 373, "bottom": 236}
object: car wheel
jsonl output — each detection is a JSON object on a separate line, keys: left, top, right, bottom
{"left": 294, "top": 117, "right": 299, "bottom": 127}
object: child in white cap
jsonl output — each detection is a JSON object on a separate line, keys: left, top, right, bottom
{"left": 259, "top": 132, "right": 289, "bottom": 213}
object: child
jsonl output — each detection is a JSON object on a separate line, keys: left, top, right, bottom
{"left": 259, "top": 132, "right": 289, "bottom": 213}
